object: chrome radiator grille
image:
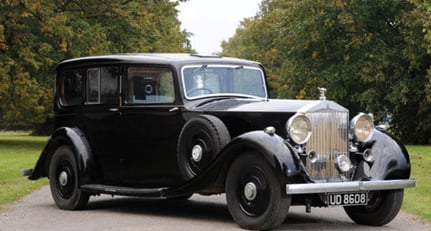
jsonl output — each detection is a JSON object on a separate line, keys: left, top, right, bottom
{"left": 305, "top": 110, "right": 349, "bottom": 182}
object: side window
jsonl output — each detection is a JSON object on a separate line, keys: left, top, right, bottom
{"left": 126, "top": 67, "right": 175, "bottom": 104}
{"left": 60, "top": 70, "right": 84, "bottom": 106}
{"left": 86, "top": 67, "right": 119, "bottom": 105}
{"left": 87, "top": 68, "right": 100, "bottom": 103}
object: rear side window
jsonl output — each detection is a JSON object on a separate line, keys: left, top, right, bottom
{"left": 59, "top": 70, "right": 84, "bottom": 106}
{"left": 86, "top": 67, "right": 119, "bottom": 105}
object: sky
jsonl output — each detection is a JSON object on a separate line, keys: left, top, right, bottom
{"left": 177, "top": 0, "right": 262, "bottom": 54}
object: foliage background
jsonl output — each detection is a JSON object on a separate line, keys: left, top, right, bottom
{"left": 0, "top": 0, "right": 192, "bottom": 131}
{"left": 222, "top": 0, "right": 431, "bottom": 144}
{"left": 1, "top": 0, "right": 431, "bottom": 144}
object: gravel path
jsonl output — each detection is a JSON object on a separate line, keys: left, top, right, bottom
{"left": 1, "top": 186, "right": 430, "bottom": 231}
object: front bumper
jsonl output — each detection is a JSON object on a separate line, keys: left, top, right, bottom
{"left": 286, "top": 179, "right": 416, "bottom": 195}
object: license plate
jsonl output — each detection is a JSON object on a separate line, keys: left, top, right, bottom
{"left": 327, "top": 192, "right": 368, "bottom": 206}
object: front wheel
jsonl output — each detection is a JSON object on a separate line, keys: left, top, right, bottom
{"left": 48, "top": 146, "right": 89, "bottom": 210}
{"left": 225, "top": 153, "right": 290, "bottom": 230}
{"left": 344, "top": 189, "right": 404, "bottom": 226}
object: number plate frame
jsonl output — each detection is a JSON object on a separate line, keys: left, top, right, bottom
{"left": 327, "top": 192, "right": 368, "bottom": 206}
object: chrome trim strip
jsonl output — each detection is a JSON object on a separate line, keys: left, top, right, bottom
{"left": 286, "top": 179, "right": 416, "bottom": 195}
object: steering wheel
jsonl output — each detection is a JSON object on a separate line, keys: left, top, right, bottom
{"left": 187, "top": 87, "right": 213, "bottom": 96}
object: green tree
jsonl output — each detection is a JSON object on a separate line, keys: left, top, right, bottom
{"left": 222, "top": 0, "right": 431, "bottom": 144}
{"left": 0, "top": 0, "right": 191, "bottom": 130}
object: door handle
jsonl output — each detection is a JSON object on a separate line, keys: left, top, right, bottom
{"left": 109, "top": 108, "right": 119, "bottom": 112}
{"left": 169, "top": 107, "right": 179, "bottom": 112}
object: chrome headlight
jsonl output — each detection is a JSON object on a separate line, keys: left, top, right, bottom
{"left": 286, "top": 114, "right": 312, "bottom": 144}
{"left": 350, "top": 113, "right": 374, "bottom": 142}
{"left": 336, "top": 154, "right": 352, "bottom": 172}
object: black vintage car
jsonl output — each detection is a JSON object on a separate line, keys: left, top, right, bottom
{"left": 24, "top": 53, "right": 415, "bottom": 230}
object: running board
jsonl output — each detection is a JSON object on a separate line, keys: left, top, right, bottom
{"left": 80, "top": 184, "right": 168, "bottom": 198}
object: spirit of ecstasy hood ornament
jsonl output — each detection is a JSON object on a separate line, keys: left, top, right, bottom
{"left": 318, "top": 87, "right": 327, "bottom": 100}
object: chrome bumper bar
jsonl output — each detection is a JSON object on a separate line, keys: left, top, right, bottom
{"left": 286, "top": 179, "right": 416, "bottom": 195}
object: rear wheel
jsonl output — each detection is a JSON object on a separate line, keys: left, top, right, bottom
{"left": 344, "top": 189, "right": 404, "bottom": 226}
{"left": 225, "top": 153, "right": 290, "bottom": 230}
{"left": 48, "top": 146, "right": 89, "bottom": 210}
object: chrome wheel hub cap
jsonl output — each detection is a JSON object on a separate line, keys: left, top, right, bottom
{"left": 244, "top": 182, "right": 257, "bottom": 201}
{"left": 191, "top": 145, "right": 203, "bottom": 162}
{"left": 59, "top": 171, "right": 68, "bottom": 186}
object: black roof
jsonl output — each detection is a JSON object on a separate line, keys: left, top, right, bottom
{"left": 57, "top": 53, "right": 262, "bottom": 70}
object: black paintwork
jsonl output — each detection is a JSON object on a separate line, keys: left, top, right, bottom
{"left": 367, "top": 129, "right": 411, "bottom": 180}
{"left": 26, "top": 53, "right": 412, "bottom": 199}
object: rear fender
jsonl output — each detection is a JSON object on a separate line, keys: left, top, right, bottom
{"left": 28, "top": 127, "right": 95, "bottom": 185}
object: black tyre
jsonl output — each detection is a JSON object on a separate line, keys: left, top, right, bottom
{"left": 225, "top": 153, "right": 291, "bottom": 230}
{"left": 177, "top": 115, "right": 230, "bottom": 180}
{"left": 344, "top": 189, "right": 404, "bottom": 226}
{"left": 48, "top": 146, "right": 90, "bottom": 210}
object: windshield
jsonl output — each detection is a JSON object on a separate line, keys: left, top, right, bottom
{"left": 182, "top": 65, "right": 267, "bottom": 99}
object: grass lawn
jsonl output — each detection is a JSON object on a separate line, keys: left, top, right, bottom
{"left": 403, "top": 145, "right": 431, "bottom": 222}
{"left": 0, "top": 132, "right": 48, "bottom": 210}
{"left": 0, "top": 133, "right": 430, "bottom": 224}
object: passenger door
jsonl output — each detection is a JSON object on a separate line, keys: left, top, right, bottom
{"left": 80, "top": 66, "right": 123, "bottom": 184}
{"left": 119, "top": 66, "right": 184, "bottom": 186}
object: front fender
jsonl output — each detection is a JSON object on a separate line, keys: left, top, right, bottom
{"left": 220, "top": 131, "right": 301, "bottom": 180}
{"left": 163, "top": 130, "right": 301, "bottom": 197}
{"left": 28, "top": 127, "right": 95, "bottom": 185}
{"left": 368, "top": 129, "right": 411, "bottom": 180}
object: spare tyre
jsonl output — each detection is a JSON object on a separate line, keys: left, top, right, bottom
{"left": 177, "top": 114, "right": 230, "bottom": 181}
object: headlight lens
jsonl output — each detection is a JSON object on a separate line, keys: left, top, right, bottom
{"left": 286, "top": 114, "right": 312, "bottom": 144}
{"left": 336, "top": 154, "right": 352, "bottom": 172}
{"left": 351, "top": 113, "right": 374, "bottom": 142}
